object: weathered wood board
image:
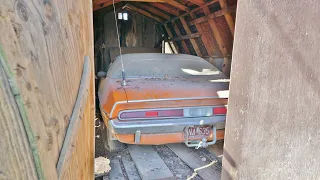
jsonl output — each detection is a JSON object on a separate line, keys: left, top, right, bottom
{"left": 222, "top": 1, "right": 320, "bottom": 179}
{"left": 128, "top": 145, "right": 174, "bottom": 180}
{"left": 168, "top": 144, "right": 221, "bottom": 180}
{"left": 0, "top": 0, "right": 94, "bottom": 179}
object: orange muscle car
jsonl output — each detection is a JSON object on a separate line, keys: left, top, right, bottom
{"left": 98, "top": 53, "right": 229, "bottom": 152}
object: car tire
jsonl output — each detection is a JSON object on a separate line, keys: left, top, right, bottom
{"left": 100, "top": 121, "right": 125, "bottom": 152}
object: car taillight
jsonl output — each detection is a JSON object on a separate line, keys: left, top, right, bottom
{"left": 145, "top": 111, "right": 158, "bottom": 117}
{"left": 213, "top": 107, "right": 227, "bottom": 115}
{"left": 120, "top": 109, "right": 183, "bottom": 120}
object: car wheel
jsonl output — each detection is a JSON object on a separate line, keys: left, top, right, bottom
{"left": 100, "top": 121, "right": 125, "bottom": 152}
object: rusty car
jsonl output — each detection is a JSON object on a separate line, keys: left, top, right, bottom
{"left": 98, "top": 53, "right": 229, "bottom": 152}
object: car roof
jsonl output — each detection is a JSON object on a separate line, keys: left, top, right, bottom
{"left": 108, "top": 53, "right": 222, "bottom": 78}
{"left": 114, "top": 53, "right": 205, "bottom": 64}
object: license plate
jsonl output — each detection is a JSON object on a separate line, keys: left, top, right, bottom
{"left": 187, "top": 126, "right": 211, "bottom": 138}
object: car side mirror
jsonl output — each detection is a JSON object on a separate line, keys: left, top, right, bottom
{"left": 97, "top": 71, "right": 107, "bottom": 79}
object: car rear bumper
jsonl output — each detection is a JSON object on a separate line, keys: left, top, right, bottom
{"left": 109, "top": 116, "right": 225, "bottom": 134}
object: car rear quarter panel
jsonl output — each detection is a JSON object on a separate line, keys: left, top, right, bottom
{"left": 98, "top": 78, "right": 127, "bottom": 118}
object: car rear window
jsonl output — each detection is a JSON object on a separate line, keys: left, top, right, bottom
{"left": 107, "top": 55, "right": 222, "bottom": 78}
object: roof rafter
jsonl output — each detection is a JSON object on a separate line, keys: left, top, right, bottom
{"left": 135, "top": 3, "right": 171, "bottom": 19}
{"left": 171, "top": 22, "right": 190, "bottom": 54}
{"left": 150, "top": 3, "right": 180, "bottom": 16}
{"left": 162, "top": 0, "right": 189, "bottom": 12}
{"left": 93, "top": 0, "right": 165, "bottom": 11}
{"left": 125, "top": 4, "right": 165, "bottom": 22}
{"left": 179, "top": 17, "right": 202, "bottom": 56}
{"left": 188, "top": 0, "right": 235, "bottom": 36}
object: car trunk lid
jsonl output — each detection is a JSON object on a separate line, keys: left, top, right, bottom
{"left": 122, "top": 76, "right": 229, "bottom": 101}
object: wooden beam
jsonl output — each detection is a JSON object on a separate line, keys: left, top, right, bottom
{"left": 135, "top": 3, "right": 170, "bottom": 19}
{"left": 162, "top": 0, "right": 189, "bottom": 12}
{"left": 125, "top": 5, "right": 164, "bottom": 22}
{"left": 219, "top": 0, "right": 235, "bottom": 36}
{"left": 179, "top": 17, "right": 202, "bottom": 56}
{"left": 188, "top": 5, "right": 237, "bottom": 25}
{"left": 162, "top": 0, "right": 219, "bottom": 24}
{"left": 124, "top": 0, "right": 164, "bottom": 1}
{"left": 93, "top": 0, "right": 165, "bottom": 11}
{"left": 165, "top": 33, "right": 201, "bottom": 41}
{"left": 150, "top": 3, "right": 180, "bottom": 16}
{"left": 93, "top": 0, "right": 119, "bottom": 11}
{"left": 188, "top": 0, "right": 235, "bottom": 36}
{"left": 171, "top": 22, "right": 190, "bottom": 54}
{"left": 186, "top": 0, "right": 205, "bottom": 6}
{"left": 203, "top": 7, "right": 229, "bottom": 56}
{"left": 163, "top": 24, "right": 179, "bottom": 53}
{"left": 190, "top": 13, "right": 215, "bottom": 57}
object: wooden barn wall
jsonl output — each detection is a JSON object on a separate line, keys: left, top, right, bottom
{"left": 0, "top": 0, "right": 94, "bottom": 179}
{"left": 95, "top": 10, "right": 162, "bottom": 71}
{"left": 222, "top": 0, "right": 320, "bottom": 179}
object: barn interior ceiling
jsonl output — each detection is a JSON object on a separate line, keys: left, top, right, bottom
{"left": 93, "top": 0, "right": 237, "bottom": 76}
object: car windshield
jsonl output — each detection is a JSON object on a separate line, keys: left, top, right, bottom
{"left": 107, "top": 53, "right": 222, "bottom": 78}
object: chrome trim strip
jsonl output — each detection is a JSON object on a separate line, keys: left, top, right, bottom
{"left": 108, "top": 96, "right": 226, "bottom": 118}
{"left": 109, "top": 100, "right": 127, "bottom": 118}
{"left": 109, "top": 116, "right": 225, "bottom": 134}
{"left": 127, "top": 96, "right": 224, "bottom": 103}
{"left": 118, "top": 105, "right": 227, "bottom": 120}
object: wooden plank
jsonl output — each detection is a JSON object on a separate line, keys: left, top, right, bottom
{"left": 172, "top": 22, "right": 191, "bottom": 54}
{"left": 109, "top": 159, "right": 125, "bottom": 180}
{"left": 150, "top": 3, "right": 180, "bottom": 16}
{"left": 168, "top": 144, "right": 221, "bottom": 180}
{"left": 219, "top": 0, "right": 235, "bottom": 36}
{"left": 0, "top": 0, "right": 94, "bottom": 178}
{"left": 162, "top": 0, "right": 189, "bottom": 12}
{"left": 189, "top": 6, "right": 237, "bottom": 25}
{"left": 0, "top": 51, "right": 38, "bottom": 179}
{"left": 126, "top": 5, "right": 164, "bottom": 22}
{"left": 135, "top": 3, "right": 171, "bottom": 20}
{"left": 179, "top": 17, "right": 202, "bottom": 56}
{"left": 122, "top": 155, "right": 141, "bottom": 180}
{"left": 164, "top": 24, "right": 179, "bottom": 53}
{"left": 56, "top": 57, "right": 91, "bottom": 177}
{"left": 128, "top": 145, "right": 174, "bottom": 180}
{"left": 165, "top": 33, "right": 200, "bottom": 41}
{"left": 223, "top": 1, "right": 320, "bottom": 179}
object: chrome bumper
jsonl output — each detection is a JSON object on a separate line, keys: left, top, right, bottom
{"left": 108, "top": 116, "right": 225, "bottom": 134}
